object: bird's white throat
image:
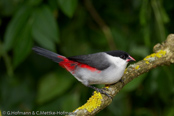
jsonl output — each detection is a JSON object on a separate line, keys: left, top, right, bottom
{"left": 105, "top": 53, "right": 128, "bottom": 67}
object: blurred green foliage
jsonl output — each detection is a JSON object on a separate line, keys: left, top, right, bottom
{"left": 0, "top": 0, "right": 174, "bottom": 115}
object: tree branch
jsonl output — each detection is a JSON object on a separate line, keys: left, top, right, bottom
{"left": 71, "top": 34, "right": 174, "bottom": 116}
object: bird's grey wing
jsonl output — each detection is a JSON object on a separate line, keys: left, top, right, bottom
{"left": 68, "top": 52, "right": 110, "bottom": 70}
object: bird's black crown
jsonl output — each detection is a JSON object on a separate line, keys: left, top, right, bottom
{"left": 105, "top": 51, "right": 129, "bottom": 60}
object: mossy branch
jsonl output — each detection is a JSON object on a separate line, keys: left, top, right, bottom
{"left": 70, "top": 34, "right": 174, "bottom": 116}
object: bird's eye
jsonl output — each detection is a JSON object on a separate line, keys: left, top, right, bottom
{"left": 120, "top": 55, "right": 125, "bottom": 59}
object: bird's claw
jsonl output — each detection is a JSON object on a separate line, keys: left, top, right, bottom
{"left": 95, "top": 88, "right": 113, "bottom": 100}
{"left": 102, "top": 87, "right": 108, "bottom": 91}
{"left": 120, "top": 78, "right": 125, "bottom": 86}
{"left": 88, "top": 85, "right": 112, "bottom": 99}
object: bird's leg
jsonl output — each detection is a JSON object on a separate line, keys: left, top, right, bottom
{"left": 87, "top": 85, "right": 112, "bottom": 99}
{"left": 102, "top": 84, "right": 110, "bottom": 91}
{"left": 119, "top": 78, "right": 125, "bottom": 86}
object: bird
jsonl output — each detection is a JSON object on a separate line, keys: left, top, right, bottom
{"left": 32, "top": 46, "right": 135, "bottom": 98}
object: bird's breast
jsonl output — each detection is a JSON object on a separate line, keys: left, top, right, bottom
{"left": 73, "top": 64, "right": 126, "bottom": 85}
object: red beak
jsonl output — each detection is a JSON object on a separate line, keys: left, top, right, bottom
{"left": 127, "top": 55, "right": 136, "bottom": 62}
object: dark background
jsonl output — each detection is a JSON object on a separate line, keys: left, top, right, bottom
{"left": 0, "top": 0, "right": 174, "bottom": 115}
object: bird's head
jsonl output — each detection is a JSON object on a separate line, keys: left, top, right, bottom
{"left": 106, "top": 50, "right": 136, "bottom": 63}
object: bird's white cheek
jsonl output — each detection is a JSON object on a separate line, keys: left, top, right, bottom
{"left": 106, "top": 55, "right": 127, "bottom": 67}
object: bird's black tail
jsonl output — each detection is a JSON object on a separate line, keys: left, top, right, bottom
{"left": 32, "top": 46, "right": 64, "bottom": 63}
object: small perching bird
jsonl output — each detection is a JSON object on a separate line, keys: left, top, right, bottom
{"left": 32, "top": 46, "right": 135, "bottom": 98}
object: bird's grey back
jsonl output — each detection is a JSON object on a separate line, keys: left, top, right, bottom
{"left": 68, "top": 52, "right": 110, "bottom": 70}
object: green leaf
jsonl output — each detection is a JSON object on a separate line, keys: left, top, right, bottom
{"left": 37, "top": 71, "right": 73, "bottom": 104}
{"left": 26, "top": 0, "right": 43, "bottom": 6}
{"left": 134, "top": 108, "right": 154, "bottom": 116}
{"left": 13, "top": 19, "right": 33, "bottom": 68}
{"left": 108, "top": 93, "right": 130, "bottom": 116}
{"left": 58, "top": 0, "right": 78, "bottom": 17}
{"left": 122, "top": 73, "right": 146, "bottom": 92}
{"left": 4, "top": 6, "right": 32, "bottom": 51}
{"left": 139, "top": 0, "right": 150, "bottom": 26}
{"left": 62, "top": 93, "right": 80, "bottom": 111}
{"left": 1, "top": 75, "right": 34, "bottom": 110}
{"left": 165, "top": 107, "right": 174, "bottom": 116}
{"left": 48, "top": 0, "right": 59, "bottom": 10}
{"left": 129, "top": 44, "right": 149, "bottom": 57}
{"left": 32, "top": 27, "right": 55, "bottom": 51}
{"left": 32, "top": 5, "right": 59, "bottom": 51}
{"left": 157, "top": 67, "right": 173, "bottom": 102}
{"left": 160, "top": 5, "right": 170, "bottom": 23}
{"left": 144, "top": 68, "right": 159, "bottom": 95}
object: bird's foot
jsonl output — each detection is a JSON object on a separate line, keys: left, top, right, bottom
{"left": 102, "top": 87, "right": 109, "bottom": 91}
{"left": 102, "top": 85, "right": 111, "bottom": 91}
{"left": 87, "top": 85, "right": 112, "bottom": 99}
{"left": 120, "top": 78, "right": 125, "bottom": 86}
{"left": 96, "top": 88, "right": 112, "bottom": 99}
